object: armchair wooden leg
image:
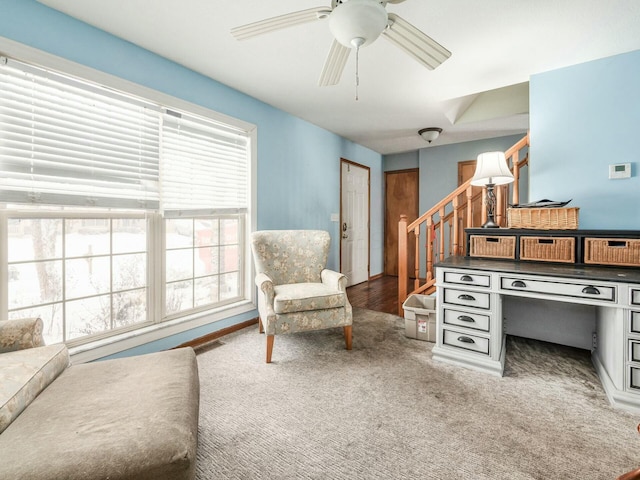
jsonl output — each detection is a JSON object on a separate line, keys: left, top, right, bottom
{"left": 266, "top": 335, "right": 274, "bottom": 363}
{"left": 617, "top": 467, "right": 640, "bottom": 480}
{"left": 258, "top": 317, "right": 264, "bottom": 334}
{"left": 344, "top": 325, "right": 352, "bottom": 351}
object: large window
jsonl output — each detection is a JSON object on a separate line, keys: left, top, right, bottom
{"left": 0, "top": 52, "right": 254, "bottom": 347}
{"left": 165, "top": 215, "right": 244, "bottom": 318}
{"left": 7, "top": 213, "right": 148, "bottom": 344}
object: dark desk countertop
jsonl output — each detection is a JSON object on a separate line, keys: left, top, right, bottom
{"left": 465, "top": 228, "right": 640, "bottom": 236}
{"left": 436, "top": 256, "right": 640, "bottom": 284}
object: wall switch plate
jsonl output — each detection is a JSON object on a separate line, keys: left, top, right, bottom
{"left": 609, "top": 163, "right": 631, "bottom": 179}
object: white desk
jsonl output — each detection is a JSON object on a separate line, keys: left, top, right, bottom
{"left": 432, "top": 256, "right": 640, "bottom": 412}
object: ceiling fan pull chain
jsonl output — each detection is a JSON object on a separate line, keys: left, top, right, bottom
{"left": 355, "top": 42, "right": 360, "bottom": 101}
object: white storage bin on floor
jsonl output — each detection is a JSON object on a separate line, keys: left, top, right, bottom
{"left": 402, "top": 294, "right": 437, "bottom": 342}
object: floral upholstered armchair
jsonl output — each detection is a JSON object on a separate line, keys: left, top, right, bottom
{"left": 250, "top": 230, "right": 353, "bottom": 363}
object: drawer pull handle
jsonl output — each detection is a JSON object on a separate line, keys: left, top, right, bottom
{"left": 457, "top": 336, "right": 475, "bottom": 344}
{"left": 511, "top": 280, "right": 527, "bottom": 288}
{"left": 460, "top": 275, "right": 473, "bottom": 282}
{"left": 457, "top": 315, "right": 475, "bottom": 323}
{"left": 608, "top": 240, "right": 627, "bottom": 248}
{"left": 582, "top": 286, "right": 601, "bottom": 295}
{"left": 458, "top": 294, "right": 476, "bottom": 301}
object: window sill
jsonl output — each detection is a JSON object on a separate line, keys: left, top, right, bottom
{"left": 69, "top": 300, "right": 256, "bottom": 363}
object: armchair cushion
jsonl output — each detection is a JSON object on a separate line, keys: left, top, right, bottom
{"left": 273, "top": 283, "right": 346, "bottom": 314}
{"left": 0, "top": 343, "right": 70, "bottom": 434}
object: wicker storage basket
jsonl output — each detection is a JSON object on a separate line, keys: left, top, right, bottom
{"left": 507, "top": 207, "right": 579, "bottom": 230}
{"left": 520, "top": 237, "right": 576, "bottom": 263}
{"left": 469, "top": 235, "right": 516, "bottom": 259}
{"left": 584, "top": 238, "right": 640, "bottom": 267}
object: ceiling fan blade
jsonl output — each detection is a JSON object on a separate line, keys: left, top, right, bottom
{"left": 318, "top": 39, "right": 351, "bottom": 86}
{"left": 231, "top": 7, "right": 331, "bottom": 40}
{"left": 383, "top": 13, "right": 451, "bottom": 70}
{"left": 385, "top": 0, "right": 407, "bottom": 3}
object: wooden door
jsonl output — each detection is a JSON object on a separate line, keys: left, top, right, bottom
{"left": 458, "top": 160, "right": 483, "bottom": 227}
{"left": 384, "top": 169, "right": 418, "bottom": 276}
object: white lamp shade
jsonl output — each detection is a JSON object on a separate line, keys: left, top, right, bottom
{"left": 329, "top": 0, "right": 388, "bottom": 48}
{"left": 470, "top": 151, "right": 514, "bottom": 186}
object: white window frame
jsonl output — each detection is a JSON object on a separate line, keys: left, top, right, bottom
{"left": 163, "top": 213, "right": 247, "bottom": 321}
{"left": 3, "top": 209, "right": 156, "bottom": 345}
{"left": 0, "top": 38, "right": 258, "bottom": 362}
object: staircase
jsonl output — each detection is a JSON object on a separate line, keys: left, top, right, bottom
{"left": 397, "top": 133, "right": 530, "bottom": 315}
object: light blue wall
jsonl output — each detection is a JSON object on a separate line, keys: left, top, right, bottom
{"left": 384, "top": 150, "right": 419, "bottom": 172}
{"left": 382, "top": 135, "right": 528, "bottom": 277}
{"left": 418, "top": 135, "right": 528, "bottom": 215}
{"left": 410, "top": 135, "right": 527, "bottom": 274}
{"left": 0, "top": 0, "right": 383, "bottom": 356}
{"left": 383, "top": 135, "right": 529, "bottom": 228}
{"left": 530, "top": 49, "right": 640, "bottom": 229}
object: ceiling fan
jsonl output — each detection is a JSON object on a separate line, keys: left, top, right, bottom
{"left": 231, "top": 0, "right": 451, "bottom": 87}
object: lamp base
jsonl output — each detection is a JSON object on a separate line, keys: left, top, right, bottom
{"left": 481, "top": 183, "right": 500, "bottom": 228}
{"left": 481, "top": 217, "right": 500, "bottom": 228}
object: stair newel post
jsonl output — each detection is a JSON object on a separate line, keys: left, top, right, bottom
{"left": 452, "top": 195, "right": 459, "bottom": 256}
{"left": 426, "top": 216, "right": 434, "bottom": 283}
{"left": 438, "top": 207, "right": 445, "bottom": 263}
{"left": 398, "top": 214, "right": 408, "bottom": 316}
{"left": 413, "top": 226, "right": 420, "bottom": 291}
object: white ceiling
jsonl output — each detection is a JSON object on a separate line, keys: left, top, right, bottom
{"left": 38, "top": 0, "right": 640, "bottom": 155}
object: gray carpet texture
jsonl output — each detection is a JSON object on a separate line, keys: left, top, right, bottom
{"left": 194, "top": 308, "right": 640, "bottom": 479}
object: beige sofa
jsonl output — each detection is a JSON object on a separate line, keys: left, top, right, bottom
{"left": 0, "top": 317, "right": 200, "bottom": 480}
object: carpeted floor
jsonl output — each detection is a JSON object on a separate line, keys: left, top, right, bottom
{"left": 194, "top": 308, "right": 640, "bottom": 479}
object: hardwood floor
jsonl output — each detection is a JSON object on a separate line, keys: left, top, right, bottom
{"left": 346, "top": 275, "right": 399, "bottom": 316}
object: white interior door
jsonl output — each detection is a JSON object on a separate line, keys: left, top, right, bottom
{"left": 341, "top": 160, "right": 369, "bottom": 287}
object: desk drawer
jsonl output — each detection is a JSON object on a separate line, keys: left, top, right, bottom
{"left": 630, "top": 340, "right": 640, "bottom": 363}
{"left": 443, "top": 288, "right": 491, "bottom": 309}
{"left": 632, "top": 289, "right": 640, "bottom": 306}
{"left": 443, "top": 329, "right": 489, "bottom": 355}
{"left": 631, "top": 311, "right": 640, "bottom": 334}
{"left": 500, "top": 277, "right": 616, "bottom": 302}
{"left": 443, "top": 271, "right": 491, "bottom": 288}
{"left": 629, "top": 366, "right": 640, "bottom": 391}
{"left": 443, "top": 308, "right": 490, "bottom": 332}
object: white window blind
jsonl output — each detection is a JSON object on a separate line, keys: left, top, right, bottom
{"left": 161, "top": 110, "right": 249, "bottom": 212}
{"left": 0, "top": 57, "right": 161, "bottom": 209}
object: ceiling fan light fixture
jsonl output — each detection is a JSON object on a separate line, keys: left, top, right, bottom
{"left": 418, "top": 127, "right": 442, "bottom": 143}
{"left": 329, "top": 0, "right": 389, "bottom": 48}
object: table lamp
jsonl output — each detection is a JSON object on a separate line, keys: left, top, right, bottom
{"left": 470, "top": 151, "right": 514, "bottom": 228}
